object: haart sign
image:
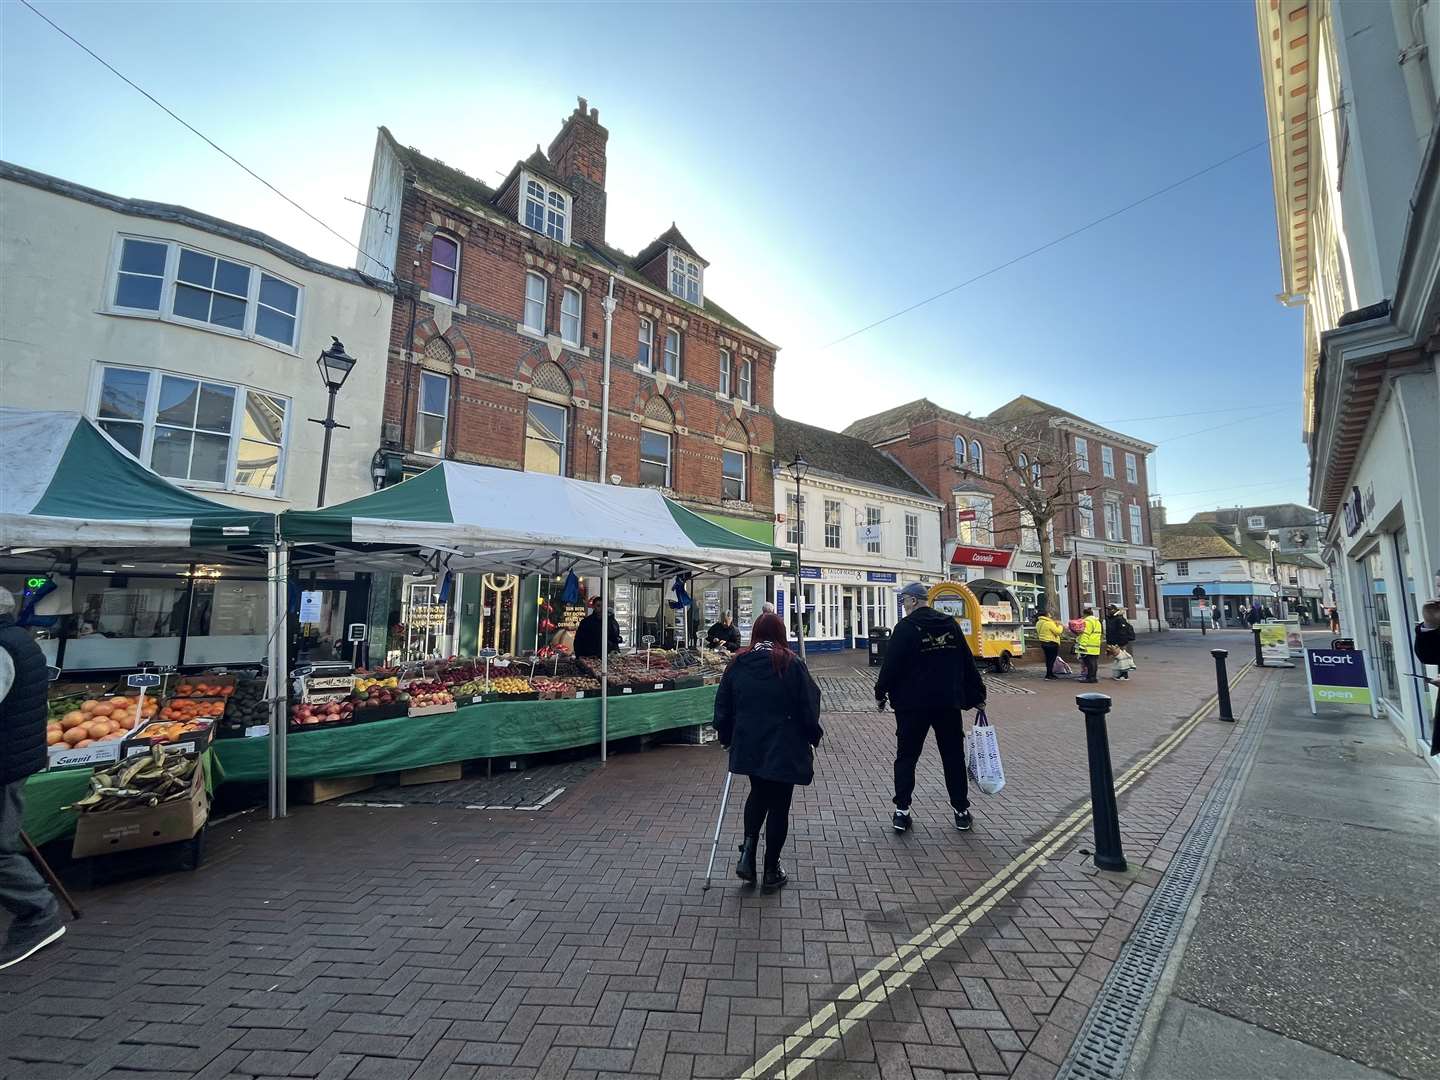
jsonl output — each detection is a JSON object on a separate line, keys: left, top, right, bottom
{"left": 1304, "top": 647, "right": 1377, "bottom": 714}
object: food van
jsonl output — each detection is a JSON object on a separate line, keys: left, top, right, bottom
{"left": 926, "top": 578, "right": 1026, "bottom": 672}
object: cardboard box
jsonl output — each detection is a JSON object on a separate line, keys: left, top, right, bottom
{"left": 400, "top": 762, "right": 462, "bottom": 786}
{"left": 122, "top": 719, "right": 215, "bottom": 758}
{"left": 296, "top": 774, "right": 376, "bottom": 804}
{"left": 409, "top": 701, "right": 458, "bottom": 717}
{"left": 71, "top": 762, "right": 207, "bottom": 858}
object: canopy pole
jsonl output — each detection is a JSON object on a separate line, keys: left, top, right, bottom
{"left": 266, "top": 542, "right": 290, "bottom": 819}
{"left": 600, "top": 551, "right": 610, "bottom": 764}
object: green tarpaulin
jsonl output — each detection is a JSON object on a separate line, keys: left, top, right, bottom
{"left": 24, "top": 688, "right": 716, "bottom": 844}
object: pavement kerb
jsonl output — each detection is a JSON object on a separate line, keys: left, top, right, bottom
{"left": 736, "top": 659, "right": 1257, "bottom": 1080}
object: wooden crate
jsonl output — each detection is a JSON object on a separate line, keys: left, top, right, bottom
{"left": 399, "top": 762, "right": 462, "bottom": 786}
{"left": 296, "top": 774, "right": 376, "bottom": 804}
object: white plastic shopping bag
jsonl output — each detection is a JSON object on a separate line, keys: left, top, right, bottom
{"left": 966, "top": 709, "right": 1006, "bottom": 795}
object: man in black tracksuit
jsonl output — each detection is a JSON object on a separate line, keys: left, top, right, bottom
{"left": 875, "top": 582, "right": 987, "bottom": 833}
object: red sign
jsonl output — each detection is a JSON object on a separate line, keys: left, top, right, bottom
{"left": 956, "top": 509, "right": 978, "bottom": 522}
{"left": 951, "top": 545, "right": 1010, "bottom": 567}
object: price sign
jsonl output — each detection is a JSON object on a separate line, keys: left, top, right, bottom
{"left": 126, "top": 673, "right": 161, "bottom": 689}
{"left": 347, "top": 623, "right": 368, "bottom": 642}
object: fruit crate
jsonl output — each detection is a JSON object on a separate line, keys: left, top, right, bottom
{"left": 481, "top": 691, "right": 540, "bottom": 704}
{"left": 122, "top": 719, "right": 215, "bottom": 758}
{"left": 348, "top": 702, "right": 409, "bottom": 725}
{"left": 409, "top": 701, "right": 458, "bottom": 718}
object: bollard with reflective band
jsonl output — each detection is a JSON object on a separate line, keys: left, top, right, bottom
{"left": 1076, "top": 693, "right": 1127, "bottom": 872}
{"left": 1212, "top": 648, "right": 1235, "bottom": 722}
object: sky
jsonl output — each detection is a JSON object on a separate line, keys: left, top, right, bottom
{"left": 0, "top": 0, "right": 1309, "bottom": 522}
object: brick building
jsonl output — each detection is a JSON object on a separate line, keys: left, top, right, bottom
{"left": 846, "top": 395, "right": 1159, "bottom": 626}
{"left": 351, "top": 98, "right": 778, "bottom": 655}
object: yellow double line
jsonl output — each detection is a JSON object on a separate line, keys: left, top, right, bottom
{"left": 738, "top": 661, "right": 1256, "bottom": 1080}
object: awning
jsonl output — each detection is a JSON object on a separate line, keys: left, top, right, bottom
{"left": 695, "top": 510, "right": 775, "bottom": 547}
{"left": 280, "top": 460, "right": 793, "bottom": 578}
{"left": 0, "top": 407, "right": 275, "bottom": 549}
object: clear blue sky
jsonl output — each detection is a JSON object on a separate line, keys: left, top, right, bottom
{"left": 0, "top": 0, "right": 1308, "bottom": 520}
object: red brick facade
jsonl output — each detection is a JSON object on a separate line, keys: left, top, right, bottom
{"left": 370, "top": 102, "right": 776, "bottom": 523}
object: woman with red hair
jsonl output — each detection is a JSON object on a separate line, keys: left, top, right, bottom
{"left": 713, "top": 612, "right": 823, "bottom": 892}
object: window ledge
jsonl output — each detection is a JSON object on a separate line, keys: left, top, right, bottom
{"left": 103, "top": 308, "right": 300, "bottom": 357}
{"left": 428, "top": 294, "right": 468, "bottom": 314}
{"left": 517, "top": 324, "right": 590, "bottom": 357}
{"left": 177, "top": 481, "right": 287, "bottom": 502}
{"left": 633, "top": 364, "right": 687, "bottom": 389}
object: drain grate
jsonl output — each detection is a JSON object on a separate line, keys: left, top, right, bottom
{"left": 1056, "top": 675, "right": 1279, "bottom": 1080}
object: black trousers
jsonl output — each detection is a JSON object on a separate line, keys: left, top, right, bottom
{"left": 743, "top": 777, "right": 794, "bottom": 868}
{"left": 893, "top": 709, "right": 969, "bottom": 813}
{"left": 1081, "top": 654, "right": 1099, "bottom": 682}
{"left": 1041, "top": 642, "right": 1059, "bottom": 677}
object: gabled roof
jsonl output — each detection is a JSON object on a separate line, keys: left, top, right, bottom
{"left": 634, "top": 224, "right": 708, "bottom": 269}
{"left": 842, "top": 398, "right": 980, "bottom": 443}
{"left": 1189, "top": 503, "right": 1321, "bottom": 528}
{"left": 378, "top": 129, "right": 766, "bottom": 343}
{"left": 774, "top": 417, "right": 936, "bottom": 500}
{"left": 986, "top": 395, "right": 1156, "bottom": 452}
{"left": 1156, "top": 523, "right": 1324, "bottom": 567}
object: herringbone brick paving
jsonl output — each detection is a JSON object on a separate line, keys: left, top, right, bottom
{"left": 0, "top": 635, "right": 1268, "bottom": 1080}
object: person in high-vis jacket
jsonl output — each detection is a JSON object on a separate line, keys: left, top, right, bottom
{"left": 1076, "top": 606, "right": 1103, "bottom": 683}
{"left": 874, "top": 582, "right": 986, "bottom": 834}
{"left": 1034, "top": 608, "right": 1064, "bottom": 679}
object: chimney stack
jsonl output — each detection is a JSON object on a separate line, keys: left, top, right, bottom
{"left": 548, "top": 96, "right": 608, "bottom": 245}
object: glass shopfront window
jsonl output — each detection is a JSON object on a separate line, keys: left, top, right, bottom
{"left": 1362, "top": 549, "right": 1400, "bottom": 705}
{"left": 185, "top": 578, "right": 267, "bottom": 665}
{"left": 69, "top": 574, "right": 186, "bottom": 668}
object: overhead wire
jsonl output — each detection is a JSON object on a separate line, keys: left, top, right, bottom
{"left": 17, "top": 0, "right": 392, "bottom": 278}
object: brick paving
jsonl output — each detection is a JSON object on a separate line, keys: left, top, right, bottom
{"left": 0, "top": 633, "right": 1270, "bottom": 1080}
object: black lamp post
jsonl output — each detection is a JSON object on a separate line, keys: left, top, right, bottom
{"left": 787, "top": 454, "right": 809, "bottom": 660}
{"left": 311, "top": 337, "right": 357, "bottom": 507}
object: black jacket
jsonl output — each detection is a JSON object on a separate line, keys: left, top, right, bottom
{"left": 1106, "top": 612, "right": 1136, "bottom": 647}
{"left": 713, "top": 649, "right": 823, "bottom": 786}
{"left": 1, "top": 616, "right": 50, "bottom": 785}
{"left": 1415, "top": 623, "right": 1440, "bottom": 756}
{"left": 707, "top": 621, "right": 742, "bottom": 651}
{"left": 573, "top": 611, "right": 621, "bottom": 658}
{"left": 874, "top": 605, "right": 986, "bottom": 713}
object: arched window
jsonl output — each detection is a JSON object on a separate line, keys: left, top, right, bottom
{"left": 560, "top": 287, "right": 582, "bottom": 345}
{"left": 429, "top": 233, "right": 459, "bottom": 303}
{"left": 1031, "top": 461, "right": 1042, "bottom": 485}
{"left": 954, "top": 435, "right": 967, "bottom": 464}
{"left": 523, "top": 272, "right": 547, "bottom": 333}
{"left": 970, "top": 440, "right": 983, "bottom": 475}
{"left": 1017, "top": 453, "right": 1029, "bottom": 479}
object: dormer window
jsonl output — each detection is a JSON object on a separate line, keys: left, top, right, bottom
{"left": 668, "top": 250, "right": 702, "bottom": 305}
{"left": 522, "top": 175, "right": 568, "bottom": 243}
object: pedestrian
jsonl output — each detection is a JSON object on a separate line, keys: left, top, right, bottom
{"left": 1329, "top": 606, "right": 1341, "bottom": 634}
{"left": 874, "top": 582, "right": 986, "bottom": 833}
{"left": 572, "top": 595, "right": 621, "bottom": 659}
{"left": 761, "top": 601, "right": 776, "bottom": 615}
{"left": 1, "top": 587, "right": 66, "bottom": 970}
{"left": 1413, "top": 600, "right": 1440, "bottom": 757}
{"left": 1111, "top": 646, "right": 1135, "bottom": 680}
{"left": 706, "top": 610, "right": 742, "bottom": 652}
{"left": 712, "top": 612, "right": 823, "bottom": 892}
{"left": 1105, "top": 604, "right": 1136, "bottom": 652}
{"left": 1034, "top": 606, "right": 1064, "bottom": 679}
{"left": 1076, "top": 605, "right": 1103, "bottom": 683}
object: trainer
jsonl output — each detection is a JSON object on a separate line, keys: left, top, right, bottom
{"left": 874, "top": 582, "right": 986, "bottom": 834}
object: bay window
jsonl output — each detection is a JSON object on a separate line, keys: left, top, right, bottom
{"left": 111, "top": 235, "right": 302, "bottom": 349}
{"left": 92, "top": 365, "right": 288, "bottom": 494}
{"left": 955, "top": 495, "right": 992, "bottom": 545}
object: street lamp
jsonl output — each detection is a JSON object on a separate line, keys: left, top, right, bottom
{"left": 787, "top": 454, "right": 809, "bottom": 660}
{"left": 311, "top": 337, "right": 357, "bottom": 507}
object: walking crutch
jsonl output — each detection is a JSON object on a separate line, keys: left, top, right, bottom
{"left": 702, "top": 772, "right": 735, "bottom": 891}
{"left": 20, "top": 831, "right": 82, "bottom": 920}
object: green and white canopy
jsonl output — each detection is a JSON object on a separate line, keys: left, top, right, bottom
{"left": 282, "top": 460, "right": 790, "bottom": 578}
{"left": 0, "top": 407, "right": 275, "bottom": 549}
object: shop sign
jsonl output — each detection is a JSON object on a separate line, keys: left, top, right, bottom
{"left": 857, "top": 524, "right": 882, "bottom": 544}
{"left": 703, "top": 589, "right": 720, "bottom": 623}
{"left": 867, "top": 571, "right": 897, "bottom": 583}
{"left": 1258, "top": 623, "right": 1290, "bottom": 664}
{"left": 951, "top": 545, "right": 1008, "bottom": 567}
{"left": 1343, "top": 485, "right": 1364, "bottom": 537}
{"left": 823, "top": 568, "right": 865, "bottom": 583}
{"left": 955, "top": 509, "right": 977, "bottom": 522}
{"left": 775, "top": 590, "right": 785, "bottom": 618}
{"left": 1009, "top": 552, "right": 1071, "bottom": 575}
{"left": 1304, "top": 648, "right": 1374, "bottom": 709}
{"left": 799, "top": 566, "right": 822, "bottom": 580}
{"left": 736, "top": 588, "right": 754, "bottom": 633}
{"left": 1103, "top": 544, "right": 1128, "bottom": 558}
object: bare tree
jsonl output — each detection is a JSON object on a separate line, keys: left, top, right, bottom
{"left": 955, "top": 417, "right": 1097, "bottom": 614}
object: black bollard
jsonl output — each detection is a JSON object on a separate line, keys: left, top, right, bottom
{"left": 1212, "top": 649, "right": 1235, "bottom": 722}
{"left": 1076, "top": 693, "right": 1127, "bottom": 872}
{"left": 1252, "top": 626, "right": 1264, "bottom": 668}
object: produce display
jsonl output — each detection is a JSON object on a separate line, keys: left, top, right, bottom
{"left": 220, "top": 676, "right": 268, "bottom": 735}
{"left": 404, "top": 680, "right": 454, "bottom": 709}
{"left": 346, "top": 676, "right": 407, "bottom": 718}
{"left": 489, "top": 676, "right": 533, "bottom": 696}
{"left": 127, "top": 718, "right": 213, "bottom": 748}
{"left": 158, "top": 698, "right": 225, "bottom": 721}
{"left": 172, "top": 677, "right": 235, "bottom": 698}
{"left": 354, "top": 674, "right": 399, "bottom": 694}
{"left": 64, "top": 745, "right": 198, "bottom": 813}
{"left": 290, "top": 698, "right": 354, "bottom": 728}
{"left": 47, "top": 695, "right": 156, "bottom": 749}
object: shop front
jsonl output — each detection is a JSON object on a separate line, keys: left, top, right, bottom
{"left": 1006, "top": 550, "right": 1074, "bottom": 623}
{"left": 774, "top": 567, "right": 920, "bottom": 652}
{"left": 1070, "top": 537, "right": 1158, "bottom": 627}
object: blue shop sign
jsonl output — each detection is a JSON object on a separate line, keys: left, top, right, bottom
{"left": 799, "top": 566, "right": 822, "bottom": 580}
{"left": 867, "top": 571, "right": 897, "bottom": 583}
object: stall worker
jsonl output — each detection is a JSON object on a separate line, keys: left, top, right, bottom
{"left": 574, "top": 596, "right": 621, "bottom": 659}
{"left": 707, "top": 611, "right": 742, "bottom": 652}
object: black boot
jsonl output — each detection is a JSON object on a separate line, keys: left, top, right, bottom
{"left": 735, "top": 836, "right": 758, "bottom": 883}
{"left": 762, "top": 863, "right": 788, "bottom": 893}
